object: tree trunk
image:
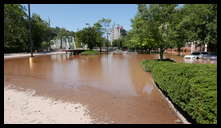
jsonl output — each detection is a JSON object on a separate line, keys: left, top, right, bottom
{"left": 171, "top": 47, "right": 172, "bottom": 55}
{"left": 60, "top": 37, "right": 63, "bottom": 49}
{"left": 160, "top": 48, "right": 164, "bottom": 60}
{"left": 48, "top": 41, "right": 51, "bottom": 52}
{"left": 106, "top": 40, "right": 108, "bottom": 54}
{"left": 106, "top": 34, "right": 109, "bottom": 54}
{"left": 177, "top": 47, "right": 181, "bottom": 56}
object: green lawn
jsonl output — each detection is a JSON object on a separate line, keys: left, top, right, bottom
{"left": 80, "top": 50, "right": 99, "bottom": 55}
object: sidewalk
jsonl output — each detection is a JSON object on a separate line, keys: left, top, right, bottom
{"left": 4, "top": 87, "right": 94, "bottom": 124}
{"left": 4, "top": 51, "right": 66, "bottom": 59}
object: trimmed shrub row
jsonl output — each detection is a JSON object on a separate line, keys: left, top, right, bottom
{"left": 141, "top": 60, "right": 217, "bottom": 124}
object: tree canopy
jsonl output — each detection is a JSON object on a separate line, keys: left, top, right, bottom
{"left": 4, "top": 4, "right": 28, "bottom": 52}
{"left": 4, "top": 4, "right": 72, "bottom": 53}
{"left": 125, "top": 4, "right": 217, "bottom": 59}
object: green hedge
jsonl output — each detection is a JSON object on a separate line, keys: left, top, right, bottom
{"left": 80, "top": 50, "right": 99, "bottom": 55}
{"left": 141, "top": 60, "right": 217, "bottom": 124}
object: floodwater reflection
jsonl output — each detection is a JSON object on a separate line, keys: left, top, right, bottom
{"left": 29, "top": 57, "right": 33, "bottom": 70}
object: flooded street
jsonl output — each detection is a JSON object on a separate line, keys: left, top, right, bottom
{"left": 4, "top": 53, "right": 216, "bottom": 123}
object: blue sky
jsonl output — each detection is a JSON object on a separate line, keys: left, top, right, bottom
{"left": 26, "top": 4, "right": 137, "bottom": 32}
{"left": 25, "top": 4, "right": 183, "bottom": 32}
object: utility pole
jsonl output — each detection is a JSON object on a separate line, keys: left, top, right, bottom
{"left": 28, "top": 4, "right": 34, "bottom": 57}
{"left": 48, "top": 17, "right": 51, "bottom": 51}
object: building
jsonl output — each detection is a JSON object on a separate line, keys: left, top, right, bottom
{"left": 165, "top": 41, "right": 212, "bottom": 55}
{"left": 110, "top": 25, "right": 123, "bottom": 45}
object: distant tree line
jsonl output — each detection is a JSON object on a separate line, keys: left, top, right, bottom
{"left": 75, "top": 18, "right": 113, "bottom": 51}
{"left": 4, "top": 4, "right": 73, "bottom": 53}
{"left": 4, "top": 4, "right": 117, "bottom": 53}
{"left": 124, "top": 4, "right": 217, "bottom": 60}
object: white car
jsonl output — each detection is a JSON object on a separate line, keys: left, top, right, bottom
{"left": 113, "top": 49, "right": 123, "bottom": 54}
{"left": 201, "top": 52, "right": 217, "bottom": 60}
{"left": 184, "top": 52, "right": 201, "bottom": 59}
{"left": 199, "top": 52, "right": 209, "bottom": 58}
{"left": 210, "top": 56, "right": 217, "bottom": 60}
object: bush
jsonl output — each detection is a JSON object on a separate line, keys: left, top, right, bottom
{"left": 80, "top": 50, "right": 99, "bottom": 55}
{"left": 141, "top": 60, "right": 217, "bottom": 124}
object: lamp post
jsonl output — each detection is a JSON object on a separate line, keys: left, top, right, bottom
{"left": 28, "top": 4, "right": 34, "bottom": 57}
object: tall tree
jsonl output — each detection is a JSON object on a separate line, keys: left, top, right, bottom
{"left": 127, "top": 4, "right": 217, "bottom": 57}
{"left": 168, "top": 7, "right": 188, "bottom": 56}
{"left": 93, "top": 22, "right": 104, "bottom": 52}
{"left": 148, "top": 4, "right": 177, "bottom": 60}
{"left": 76, "top": 26, "right": 98, "bottom": 50}
{"left": 4, "top": 4, "right": 58, "bottom": 52}
{"left": 31, "top": 13, "right": 57, "bottom": 51}
{"left": 182, "top": 4, "right": 217, "bottom": 52}
{"left": 129, "top": 4, "right": 177, "bottom": 59}
{"left": 98, "top": 18, "right": 112, "bottom": 52}
{"left": 4, "top": 4, "right": 28, "bottom": 52}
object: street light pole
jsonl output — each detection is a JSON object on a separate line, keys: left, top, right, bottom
{"left": 28, "top": 4, "right": 34, "bottom": 57}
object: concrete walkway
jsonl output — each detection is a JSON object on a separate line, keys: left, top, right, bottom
{"left": 4, "top": 51, "right": 66, "bottom": 59}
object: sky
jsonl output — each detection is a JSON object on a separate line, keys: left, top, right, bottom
{"left": 26, "top": 4, "right": 183, "bottom": 32}
{"left": 26, "top": 4, "right": 138, "bottom": 32}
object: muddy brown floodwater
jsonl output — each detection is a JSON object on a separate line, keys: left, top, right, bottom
{"left": 4, "top": 53, "right": 216, "bottom": 124}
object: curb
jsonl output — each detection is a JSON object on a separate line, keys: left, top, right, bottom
{"left": 151, "top": 79, "right": 191, "bottom": 124}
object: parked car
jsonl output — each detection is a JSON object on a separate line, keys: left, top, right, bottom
{"left": 199, "top": 52, "right": 209, "bottom": 58}
{"left": 201, "top": 52, "right": 217, "bottom": 60}
{"left": 210, "top": 56, "right": 217, "bottom": 60}
{"left": 184, "top": 52, "right": 201, "bottom": 59}
{"left": 113, "top": 49, "right": 123, "bottom": 54}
